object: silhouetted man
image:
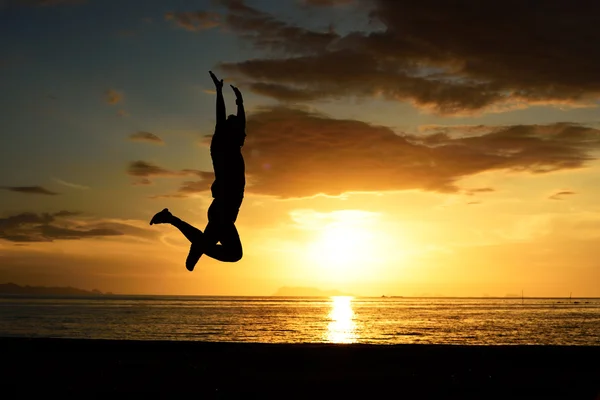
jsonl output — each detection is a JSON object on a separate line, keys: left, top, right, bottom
{"left": 149, "top": 71, "right": 246, "bottom": 271}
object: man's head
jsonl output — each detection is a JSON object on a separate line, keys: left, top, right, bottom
{"left": 226, "top": 114, "right": 246, "bottom": 147}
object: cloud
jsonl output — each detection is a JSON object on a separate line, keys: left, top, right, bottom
{"left": 225, "top": 107, "right": 600, "bottom": 198}
{"left": 149, "top": 172, "right": 215, "bottom": 199}
{"left": 131, "top": 108, "right": 600, "bottom": 199}
{"left": 0, "top": 211, "right": 159, "bottom": 243}
{"left": 464, "top": 187, "right": 495, "bottom": 196}
{"left": 127, "top": 161, "right": 213, "bottom": 191}
{"left": 195, "top": 0, "right": 600, "bottom": 115}
{"left": 127, "top": 161, "right": 192, "bottom": 178}
{"left": 301, "top": 0, "right": 354, "bottom": 6}
{"left": 417, "top": 125, "right": 494, "bottom": 138}
{"left": 105, "top": 89, "right": 123, "bottom": 105}
{"left": 2, "top": 186, "right": 58, "bottom": 195}
{"left": 8, "top": 0, "right": 86, "bottom": 6}
{"left": 53, "top": 178, "right": 90, "bottom": 190}
{"left": 132, "top": 178, "right": 152, "bottom": 186}
{"left": 128, "top": 131, "right": 165, "bottom": 145}
{"left": 549, "top": 191, "right": 576, "bottom": 201}
{"left": 165, "top": 11, "right": 221, "bottom": 31}
{"left": 53, "top": 210, "right": 82, "bottom": 217}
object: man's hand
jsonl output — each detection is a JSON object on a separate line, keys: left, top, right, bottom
{"left": 230, "top": 85, "right": 243, "bottom": 103}
{"left": 209, "top": 71, "right": 223, "bottom": 90}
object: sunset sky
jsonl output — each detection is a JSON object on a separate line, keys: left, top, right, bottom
{"left": 2, "top": 0, "right": 600, "bottom": 296}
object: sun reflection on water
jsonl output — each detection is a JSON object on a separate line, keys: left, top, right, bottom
{"left": 326, "top": 296, "right": 357, "bottom": 343}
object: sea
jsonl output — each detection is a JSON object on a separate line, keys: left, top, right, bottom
{"left": 1, "top": 295, "right": 599, "bottom": 345}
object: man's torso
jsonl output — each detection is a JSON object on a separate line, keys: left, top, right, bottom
{"left": 210, "top": 123, "right": 245, "bottom": 199}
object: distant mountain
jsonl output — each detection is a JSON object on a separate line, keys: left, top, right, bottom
{"left": 0, "top": 282, "right": 106, "bottom": 296}
{"left": 272, "top": 286, "right": 352, "bottom": 297}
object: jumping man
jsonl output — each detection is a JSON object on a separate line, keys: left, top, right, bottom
{"left": 149, "top": 71, "right": 246, "bottom": 271}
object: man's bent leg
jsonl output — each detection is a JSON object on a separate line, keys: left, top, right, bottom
{"left": 202, "top": 221, "right": 242, "bottom": 262}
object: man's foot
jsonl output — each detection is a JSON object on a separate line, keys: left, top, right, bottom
{"left": 186, "top": 236, "right": 204, "bottom": 272}
{"left": 150, "top": 208, "right": 173, "bottom": 225}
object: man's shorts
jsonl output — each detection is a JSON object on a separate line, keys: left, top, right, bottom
{"left": 208, "top": 196, "right": 243, "bottom": 224}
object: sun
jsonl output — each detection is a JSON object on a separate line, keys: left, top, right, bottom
{"left": 295, "top": 209, "right": 412, "bottom": 284}
{"left": 306, "top": 218, "right": 379, "bottom": 277}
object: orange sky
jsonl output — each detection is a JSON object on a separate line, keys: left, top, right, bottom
{"left": 2, "top": 0, "right": 600, "bottom": 296}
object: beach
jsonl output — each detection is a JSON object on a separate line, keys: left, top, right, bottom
{"left": 1, "top": 337, "right": 598, "bottom": 399}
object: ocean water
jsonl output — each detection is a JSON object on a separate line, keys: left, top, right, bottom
{"left": 0, "top": 295, "right": 599, "bottom": 345}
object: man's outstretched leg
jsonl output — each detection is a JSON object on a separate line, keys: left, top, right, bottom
{"left": 150, "top": 208, "right": 203, "bottom": 241}
{"left": 150, "top": 209, "right": 206, "bottom": 271}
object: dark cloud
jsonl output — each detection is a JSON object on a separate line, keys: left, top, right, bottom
{"left": 127, "top": 161, "right": 214, "bottom": 195}
{"left": 227, "top": 107, "right": 600, "bottom": 198}
{"left": 149, "top": 172, "right": 214, "bottom": 199}
{"left": 127, "top": 161, "right": 200, "bottom": 179}
{"left": 136, "top": 108, "right": 600, "bottom": 199}
{"left": 177, "top": 176, "right": 213, "bottom": 194}
{"left": 7, "top": 0, "right": 85, "bottom": 6}
{"left": 165, "top": 11, "right": 221, "bottom": 31}
{"left": 220, "top": 1, "right": 339, "bottom": 55}
{"left": 132, "top": 178, "right": 153, "bottom": 186}
{"left": 198, "top": 0, "right": 600, "bottom": 114}
{"left": 2, "top": 186, "right": 59, "bottom": 195}
{"left": 301, "top": 0, "right": 354, "bottom": 6}
{"left": 464, "top": 187, "right": 495, "bottom": 196}
{"left": 53, "top": 210, "right": 82, "bottom": 217}
{"left": 0, "top": 211, "right": 157, "bottom": 243}
{"left": 128, "top": 131, "right": 165, "bottom": 145}
{"left": 549, "top": 191, "right": 576, "bottom": 201}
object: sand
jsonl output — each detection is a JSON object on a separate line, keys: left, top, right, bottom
{"left": 1, "top": 337, "right": 598, "bottom": 399}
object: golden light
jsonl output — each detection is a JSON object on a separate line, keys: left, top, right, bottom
{"left": 305, "top": 214, "right": 380, "bottom": 280}
{"left": 292, "top": 209, "right": 415, "bottom": 285}
{"left": 326, "top": 296, "right": 357, "bottom": 343}
{"left": 312, "top": 224, "right": 372, "bottom": 265}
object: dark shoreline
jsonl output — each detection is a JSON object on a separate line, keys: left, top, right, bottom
{"left": 2, "top": 337, "right": 599, "bottom": 399}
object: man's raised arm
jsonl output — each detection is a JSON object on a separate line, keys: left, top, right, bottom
{"left": 209, "top": 71, "right": 226, "bottom": 125}
{"left": 231, "top": 85, "right": 245, "bottom": 129}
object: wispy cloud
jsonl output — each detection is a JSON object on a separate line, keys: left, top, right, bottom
{"left": 464, "top": 187, "right": 495, "bottom": 196}
{"left": 126, "top": 161, "right": 211, "bottom": 189}
{"left": 0, "top": 211, "right": 159, "bottom": 243}
{"left": 105, "top": 89, "right": 123, "bottom": 105}
{"left": 53, "top": 178, "right": 90, "bottom": 190}
{"left": 301, "top": 0, "right": 354, "bottom": 6}
{"left": 165, "top": 11, "right": 221, "bottom": 31}
{"left": 149, "top": 173, "right": 214, "bottom": 199}
{"left": 127, "top": 161, "right": 200, "bottom": 178}
{"left": 2, "top": 186, "right": 59, "bottom": 195}
{"left": 128, "top": 131, "right": 165, "bottom": 145}
{"left": 132, "top": 178, "right": 152, "bottom": 186}
{"left": 11, "top": 0, "right": 86, "bottom": 7}
{"left": 549, "top": 191, "right": 576, "bottom": 200}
